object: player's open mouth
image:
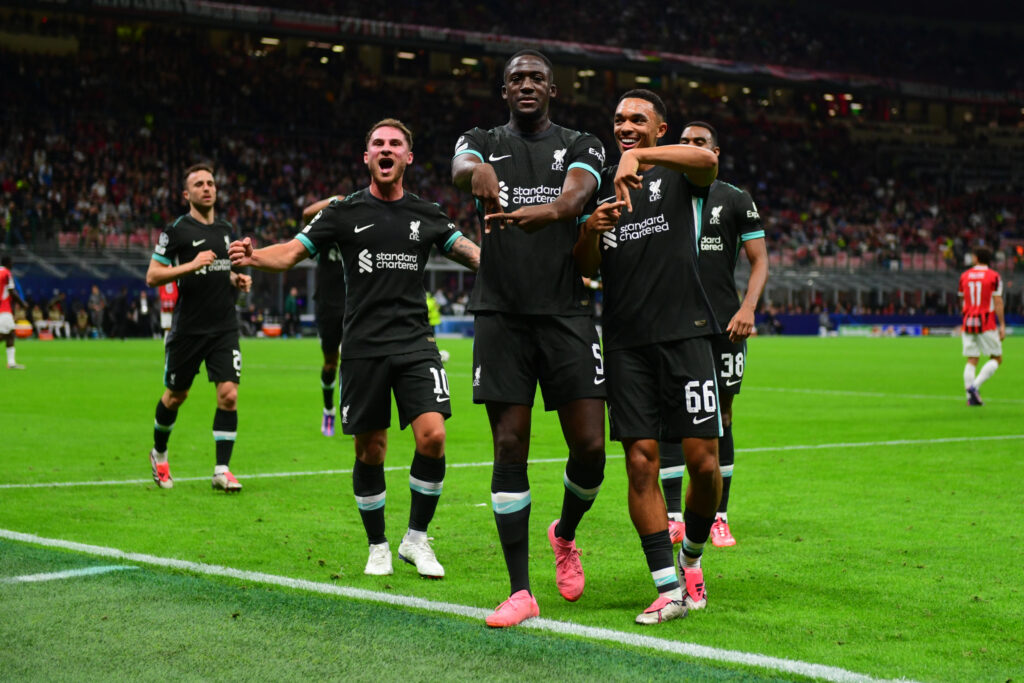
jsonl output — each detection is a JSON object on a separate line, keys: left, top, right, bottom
{"left": 618, "top": 136, "right": 639, "bottom": 150}
{"left": 379, "top": 158, "right": 395, "bottom": 171}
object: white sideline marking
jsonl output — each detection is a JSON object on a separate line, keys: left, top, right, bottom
{"left": 2, "top": 435, "right": 1022, "bottom": 490}
{"left": 1, "top": 565, "right": 137, "bottom": 584}
{"left": 749, "top": 386, "right": 1024, "bottom": 404}
{"left": 0, "top": 528, "right": 893, "bottom": 683}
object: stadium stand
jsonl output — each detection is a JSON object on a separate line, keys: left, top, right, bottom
{"left": 1, "top": 2, "right": 1022, "bottom": 323}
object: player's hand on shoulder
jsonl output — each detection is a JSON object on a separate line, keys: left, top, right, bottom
{"left": 228, "top": 238, "right": 254, "bottom": 266}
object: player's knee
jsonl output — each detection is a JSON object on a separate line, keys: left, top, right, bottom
{"left": 493, "top": 431, "right": 528, "bottom": 464}
{"left": 686, "top": 444, "right": 719, "bottom": 483}
{"left": 569, "top": 431, "right": 605, "bottom": 465}
{"left": 625, "top": 443, "right": 659, "bottom": 488}
{"left": 218, "top": 388, "right": 238, "bottom": 410}
{"left": 164, "top": 391, "right": 188, "bottom": 409}
{"left": 356, "top": 435, "right": 387, "bottom": 465}
{"left": 415, "top": 427, "right": 446, "bottom": 458}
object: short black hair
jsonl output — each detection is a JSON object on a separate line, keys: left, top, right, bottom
{"left": 1, "top": 255, "right": 11, "bottom": 268}
{"left": 504, "top": 49, "right": 553, "bottom": 79}
{"left": 974, "top": 245, "right": 993, "bottom": 265}
{"left": 618, "top": 89, "right": 667, "bottom": 121}
{"left": 682, "top": 120, "right": 719, "bottom": 147}
{"left": 183, "top": 163, "right": 214, "bottom": 188}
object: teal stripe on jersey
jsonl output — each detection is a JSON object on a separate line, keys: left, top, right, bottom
{"left": 443, "top": 231, "right": 464, "bottom": 253}
{"left": 492, "top": 490, "right": 531, "bottom": 515}
{"left": 741, "top": 230, "right": 765, "bottom": 241}
{"left": 577, "top": 214, "right": 592, "bottom": 225}
{"left": 568, "top": 162, "right": 602, "bottom": 188}
{"left": 453, "top": 149, "right": 484, "bottom": 162}
{"left": 151, "top": 254, "right": 172, "bottom": 266}
{"left": 213, "top": 430, "right": 237, "bottom": 442}
{"left": 296, "top": 233, "right": 317, "bottom": 256}
{"left": 171, "top": 215, "right": 186, "bottom": 228}
{"left": 563, "top": 471, "right": 601, "bottom": 501}
{"left": 695, "top": 197, "right": 704, "bottom": 248}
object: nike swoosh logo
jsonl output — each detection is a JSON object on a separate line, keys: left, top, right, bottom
{"left": 692, "top": 415, "right": 714, "bottom": 425}
{"left": 436, "top": 396, "right": 450, "bottom": 403}
{"left": 597, "top": 196, "right": 616, "bottom": 205}
{"left": 354, "top": 224, "right": 374, "bottom": 233}
{"left": 594, "top": 377, "right": 606, "bottom": 385}
{"left": 725, "top": 379, "right": 742, "bottom": 386}
{"left": 488, "top": 153, "right": 511, "bottom": 162}
{"left": 192, "top": 239, "right": 206, "bottom": 246}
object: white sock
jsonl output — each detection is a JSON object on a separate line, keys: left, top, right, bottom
{"left": 404, "top": 529, "right": 427, "bottom": 545}
{"left": 214, "top": 465, "right": 229, "bottom": 475}
{"left": 716, "top": 512, "right": 729, "bottom": 523}
{"left": 151, "top": 450, "right": 168, "bottom": 464}
{"left": 668, "top": 512, "right": 683, "bottom": 523}
{"left": 323, "top": 407, "right": 335, "bottom": 416}
{"left": 974, "top": 359, "right": 1000, "bottom": 389}
{"left": 963, "top": 363, "right": 976, "bottom": 390}
{"left": 660, "top": 586, "right": 683, "bottom": 601}
{"left": 6, "top": 347, "right": 14, "bottom": 366}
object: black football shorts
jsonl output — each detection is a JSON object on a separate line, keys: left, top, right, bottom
{"left": 339, "top": 348, "right": 451, "bottom": 435}
{"left": 316, "top": 305, "right": 344, "bottom": 356}
{"left": 472, "top": 312, "right": 606, "bottom": 410}
{"left": 164, "top": 331, "right": 241, "bottom": 391}
{"left": 711, "top": 334, "right": 747, "bottom": 396}
{"left": 605, "top": 336, "right": 720, "bottom": 442}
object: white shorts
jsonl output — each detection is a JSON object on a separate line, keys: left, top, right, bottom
{"left": 962, "top": 329, "right": 1002, "bottom": 358}
{"left": 0, "top": 312, "right": 14, "bottom": 335}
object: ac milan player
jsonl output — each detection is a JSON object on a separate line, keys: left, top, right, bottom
{"left": 958, "top": 246, "right": 1005, "bottom": 406}
{"left": 1, "top": 255, "right": 27, "bottom": 369}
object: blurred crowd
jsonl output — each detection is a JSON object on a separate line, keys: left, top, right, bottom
{"left": 1, "top": 14, "right": 1022, "bottom": 274}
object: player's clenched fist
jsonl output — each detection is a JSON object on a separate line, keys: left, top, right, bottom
{"left": 191, "top": 250, "right": 216, "bottom": 270}
{"left": 228, "top": 238, "right": 254, "bottom": 266}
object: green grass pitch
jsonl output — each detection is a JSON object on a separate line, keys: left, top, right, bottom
{"left": 1, "top": 335, "right": 1022, "bottom": 682}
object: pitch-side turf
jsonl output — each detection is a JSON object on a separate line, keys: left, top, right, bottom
{"left": 1, "top": 335, "right": 1021, "bottom": 682}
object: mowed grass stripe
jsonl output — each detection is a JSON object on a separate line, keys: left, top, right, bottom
{"left": 3, "top": 434, "right": 1022, "bottom": 489}
{"left": 0, "top": 531, "right": 881, "bottom": 683}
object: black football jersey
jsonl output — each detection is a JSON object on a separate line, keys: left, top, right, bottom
{"left": 694, "top": 180, "right": 765, "bottom": 328}
{"left": 586, "top": 165, "right": 718, "bottom": 351}
{"left": 314, "top": 242, "right": 347, "bottom": 315}
{"left": 453, "top": 123, "right": 604, "bottom": 316}
{"left": 152, "top": 214, "right": 238, "bottom": 336}
{"left": 296, "top": 189, "right": 461, "bottom": 359}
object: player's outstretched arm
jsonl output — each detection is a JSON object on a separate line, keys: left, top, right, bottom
{"left": 146, "top": 250, "right": 216, "bottom": 287}
{"left": 228, "top": 237, "right": 308, "bottom": 272}
{"left": 616, "top": 145, "right": 718, "bottom": 211}
{"left": 484, "top": 167, "right": 597, "bottom": 234}
{"left": 572, "top": 201, "right": 625, "bottom": 277}
{"left": 301, "top": 196, "right": 339, "bottom": 224}
{"left": 444, "top": 235, "right": 481, "bottom": 272}
{"left": 727, "top": 237, "right": 769, "bottom": 342}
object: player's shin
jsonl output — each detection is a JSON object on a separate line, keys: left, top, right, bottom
{"left": 408, "top": 451, "right": 445, "bottom": 534}
{"left": 492, "top": 463, "right": 531, "bottom": 594}
{"left": 659, "top": 441, "right": 685, "bottom": 520}
{"left": 717, "top": 425, "right": 735, "bottom": 517}
{"left": 153, "top": 400, "right": 177, "bottom": 455}
{"left": 353, "top": 459, "right": 387, "bottom": 544}
{"left": 212, "top": 408, "right": 237, "bottom": 467}
{"left": 555, "top": 455, "right": 604, "bottom": 541}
